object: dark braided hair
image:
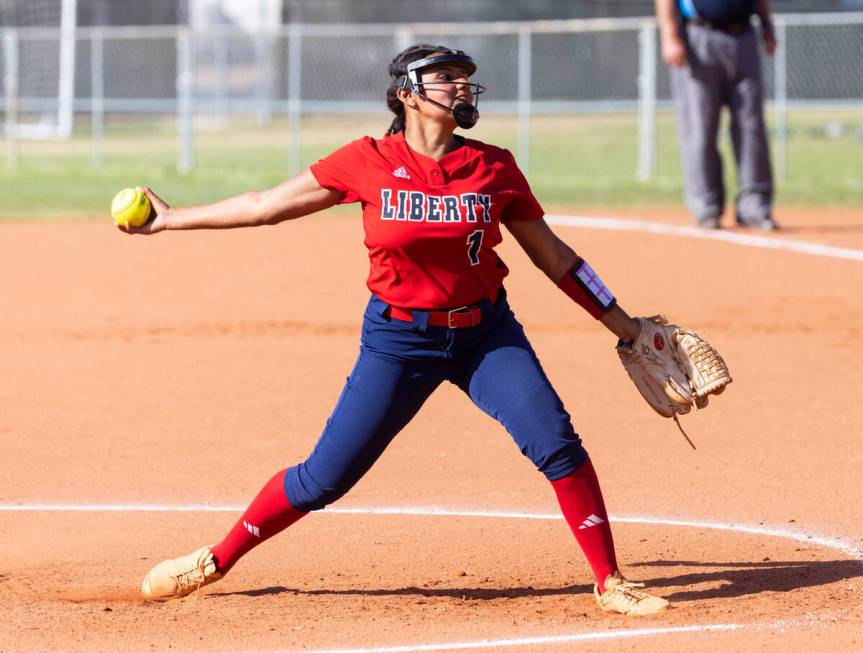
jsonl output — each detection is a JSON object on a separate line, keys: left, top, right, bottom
{"left": 385, "top": 44, "right": 468, "bottom": 136}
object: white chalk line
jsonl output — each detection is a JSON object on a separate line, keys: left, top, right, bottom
{"left": 286, "top": 623, "right": 743, "bottom": 653}
{"left": 3, "top": 503, "right": 859, "bottom": 563}
{"left": 545, "top": 215, "right": 863, "bottom": 262}
{"left": 4, "top": 503, "right": 860, "bottom": 652}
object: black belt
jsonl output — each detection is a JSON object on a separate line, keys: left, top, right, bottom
{"left": 687, "top": 17, "right": 751, "bottom": 35}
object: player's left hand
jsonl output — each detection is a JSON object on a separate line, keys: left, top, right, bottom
{"left": 761, "top": 23, "right": 777, "bottom": 56}
{"left": 616, "top": 315, "right": 732, "bottom": 418}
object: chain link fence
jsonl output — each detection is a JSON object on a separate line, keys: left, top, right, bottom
{"left": 2, "top": 13, "right": 862, "bottom": 180}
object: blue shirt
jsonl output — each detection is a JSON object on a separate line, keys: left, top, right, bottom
{"left": 678, "top": 0, "right": 757, "bottom": 22}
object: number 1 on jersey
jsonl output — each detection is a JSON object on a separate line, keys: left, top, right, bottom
{"left": 466, "top": 229, "right": 484, "bottom": 266}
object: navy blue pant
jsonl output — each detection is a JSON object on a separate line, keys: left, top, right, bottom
{"left": 285, "top": 290, "right": 587, "bottom": 512}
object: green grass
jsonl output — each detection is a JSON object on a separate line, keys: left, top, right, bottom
{"left": 1, "top": 108, "right": 860, "bottom": 220}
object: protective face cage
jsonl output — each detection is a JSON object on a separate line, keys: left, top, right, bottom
{"left": 399, "top": 53, "right": 486, "bottom": 129}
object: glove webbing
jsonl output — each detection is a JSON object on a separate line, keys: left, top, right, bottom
{"left": 679, "top": 333, "right": 730, "bottom": 395}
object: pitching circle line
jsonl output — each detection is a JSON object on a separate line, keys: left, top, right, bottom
{"left": 545, "top": 214, "right": 863, "bottom": 262}
{"left": 2, "top": 502, "right": 859, "bottom": 563}
{"left": 2, "top": 504, "right": 859, "bottom": 652}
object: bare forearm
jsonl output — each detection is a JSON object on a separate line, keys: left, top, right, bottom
{"left": 755, "top": 0, "right": 777, "bottom": 54}
{"left": 655, "top": 0, "right": 679, "bottom": 36}
{"left": 601, "top": 304, "right": 640, "bottom": 342}
{"left": 535, "top": 239, "right": 579, "bottom": 282}
{"left": 162, "top": 169, "right": 340, "bottom": 231}
{"left": 655, "top": 0, "right": 687, "bottom": 67}
{"left": 165, "top": 190, "right": 274, "bottom": 230}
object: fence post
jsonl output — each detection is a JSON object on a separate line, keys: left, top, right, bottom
{"left": 287, "top": 22, "right": 302, "bottom": 176}
{"left": 517, "top": 25, "right": 532, "bottom": 175}
{"left": 255, "top": 18, "right": 274, "bottom": 126}
{"left": 57, "top": 0, "right": 76, "bottom": 139}
{"left": 4, "top": 29, "right": 19, "bottom": 169}
{"left": 214, "top": 26, "right": 229, "bottom": 125}
{"left": 90, "top": 27, "right": 105, "bottom": 166}
{"left": 774, "top": 19, "right": 787, "bottom": 180}
{"left": 177, "top": 27, "right": 195, "bottom": 174}
{"left": 395, "top": 26, "right": 413, "bottom": 53}
{"left": 637, "top": 20, "right": 657, "bottom": 181}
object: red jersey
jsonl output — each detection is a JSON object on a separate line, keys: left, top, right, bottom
{"left": 309, "top": 132, "right": 544, "bottom": 310}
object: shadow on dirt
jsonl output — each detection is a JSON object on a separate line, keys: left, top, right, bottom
{"left": 213, "top": 582, "right": 593, "bottom": 600}
{"left": 629, "top": 559, "right": 863, "bottom": 601}
{"left": 213, "top": 559, "right": 862, "bottom": 602}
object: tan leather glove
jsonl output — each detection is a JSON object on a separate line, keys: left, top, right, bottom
{"left": 617, "top": 315, "right": 732, "bottom": 418}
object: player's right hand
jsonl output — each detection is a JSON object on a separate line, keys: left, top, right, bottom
{"left": 118, "top": 187, "right": 170, "bottom": 234}
{"left": 661, "top": 36, "right": 687, "bottom": 68}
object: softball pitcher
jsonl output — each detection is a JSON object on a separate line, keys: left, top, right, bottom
{"left": 122, "top": 44, "right": 670, "bottom": 616}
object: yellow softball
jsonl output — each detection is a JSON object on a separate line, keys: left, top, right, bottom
{"left": 111, "top": 187, "right": 152, "bottom": 227}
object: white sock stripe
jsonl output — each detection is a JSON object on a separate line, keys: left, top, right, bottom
{"left": 578, "top": 514, "right": 606, "bottom": 529}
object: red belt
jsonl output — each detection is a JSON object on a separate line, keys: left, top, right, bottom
{"left": 388, "top": 304, "right": 483, "bottom": 328}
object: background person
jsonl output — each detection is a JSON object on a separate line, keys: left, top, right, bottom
{"left": 656, "top": 0, "right": 778, "bottom": 230}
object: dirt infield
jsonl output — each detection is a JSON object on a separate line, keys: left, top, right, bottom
{"left": 1, "top": 207, "right": 861, "bottom": 652}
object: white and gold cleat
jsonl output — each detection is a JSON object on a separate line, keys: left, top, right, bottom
{"left": 594, "top": 571, "right": 669, "bottom": 616}
{"left": 141, "top": 545, "right": 223, "bottom": 601}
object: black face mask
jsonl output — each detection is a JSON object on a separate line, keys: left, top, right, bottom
{"left": 452, "top": 102, "right": 480, "bottom": 129}
{"left": 412, "top": 92, "right": 482, "bottom": 129}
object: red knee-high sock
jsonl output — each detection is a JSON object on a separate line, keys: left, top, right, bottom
{"left": 549, "top": 457, "right": 618, "bottom": 593}
{"left": 211, "top": 468, "right": 306, "bottom": 573}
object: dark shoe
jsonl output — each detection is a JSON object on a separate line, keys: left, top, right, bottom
{"left": 737, "top": 216, "right": 779, "bottom": 231}
{"left": 696, "top": 216, "right": 720, "bottom": 229}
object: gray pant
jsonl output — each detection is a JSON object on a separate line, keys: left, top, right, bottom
{"left": 671, "top": 23, "right": 773, "bottom": 224}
